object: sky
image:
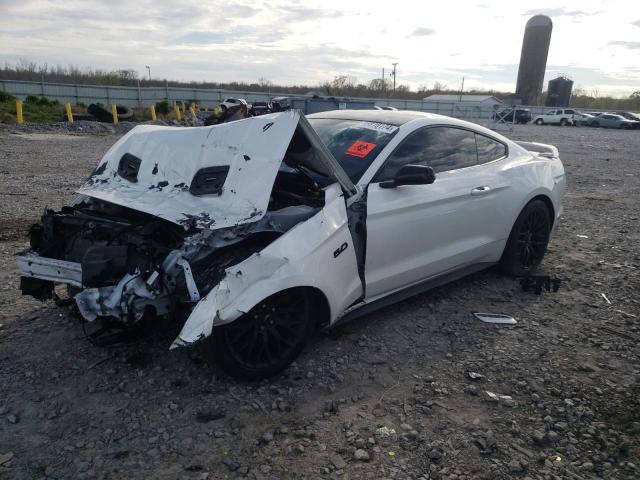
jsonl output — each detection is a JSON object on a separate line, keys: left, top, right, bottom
{"left": 0, "top": 0, "right": 639, "bottom": 96}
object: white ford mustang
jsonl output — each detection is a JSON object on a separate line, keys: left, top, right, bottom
{"left": 17, "top": 110, "right": 566, "bottom": 379}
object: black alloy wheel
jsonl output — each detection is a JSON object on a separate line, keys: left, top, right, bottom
{"left": 515, "top": 208, "right": 550, "bottom": 270}
{"left": 211, "top": 289, "right": 315, "bottom": 380}
{"left": 499, "top": 200, "right": 551, "bottom": 276}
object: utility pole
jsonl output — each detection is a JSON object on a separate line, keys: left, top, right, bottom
{"left": 391, "top": 62, "right": 398, "bottom": 94}
{"left": 459, "top": 76, "right": 465, "bottom": 101}
{"left": 382, "top": 67, "right": 385, "bottom": 95}
{"left": 146, "top": 65, "right": 151, "bottom": 81}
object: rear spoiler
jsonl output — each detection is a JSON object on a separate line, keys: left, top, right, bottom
{"left": 516, "top": 141, "right": 559, "bottom": 159}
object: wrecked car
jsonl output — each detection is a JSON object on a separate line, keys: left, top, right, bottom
{"left": 17, "top": 110, "right": 566, "bottom": 379}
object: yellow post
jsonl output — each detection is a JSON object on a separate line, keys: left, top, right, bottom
{"left": 174, "top": 104, "right": 182, "bottom": 120}
{"left": 65, "top": 102, "right": 74, "bottom": 123}
{"left": 149, "top": 105, "right": 157, "bottom": 121}
{"left": 16, "top": 100, "right": 24, "bottom": 124}
{"left": 181, "top": 101, "right": 186, "bottom": 113}
{"left": 111, "top": 104, "right": 118, "bottom": 125}
{"left": 204, "top": 105, "right": 208, "bottom": 112}
{"left": 190, "top": 105, "right": 197, "bottom": 120}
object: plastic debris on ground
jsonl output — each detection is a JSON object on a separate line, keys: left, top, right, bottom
{"left": 375, "top": 426, "right": 396, "bottom": 437}
{"left": 472, "top": 312, "right": 517, "bottom": 324}
{"left": 520, "top": 275, "right": 561, "bottom": 294}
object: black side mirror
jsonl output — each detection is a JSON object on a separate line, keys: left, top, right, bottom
{"left": 379, "top": 164, "right": 436, "bottom": 189}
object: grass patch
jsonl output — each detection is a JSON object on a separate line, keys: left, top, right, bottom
{"left": 0, "top": 100, "right": 65, "bottom": 123}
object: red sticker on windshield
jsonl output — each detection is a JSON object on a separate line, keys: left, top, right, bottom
{"left": 346, "top": 140, "right": 376, "bottom": 158}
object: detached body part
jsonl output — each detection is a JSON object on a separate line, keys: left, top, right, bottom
{"left": 17, "top": 110, "right": 566, "bottom": 379}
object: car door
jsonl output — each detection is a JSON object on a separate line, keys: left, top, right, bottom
{"left": 364, "top": 126, "right": 511, "bottom": 298}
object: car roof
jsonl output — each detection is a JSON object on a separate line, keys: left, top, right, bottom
{"left": 307, "top": 109, "right": 432, "bottom": 126}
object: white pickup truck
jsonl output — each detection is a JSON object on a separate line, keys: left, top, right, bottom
{"left": 532, "top": 109, "right": 576, "bottom": 126}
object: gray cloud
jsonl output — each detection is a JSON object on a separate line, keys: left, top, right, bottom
{"left": 609, "top": 41, "right": 640, "bottom": 50}
{"left": 409, "top": 27, "right": 436, "bottom": 37}
{"left": 172, "top": 31, "right": 228, "bottom": 45}
{"left": 523, "top": 7, "right": 589, "bottom": 17}
{"left": 275, "top": 5, "right": 349, "bottom": 22}
{"left": 632, "top": 20, "right": 640, "bottom": 27}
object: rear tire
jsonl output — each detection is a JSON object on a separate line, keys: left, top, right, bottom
{"left": 210, "top": 289, "right": 316, "bottom": 380}
{"left": 560, "top": 118, "right": 568, "bottom": 126}
{"left": 592, "top": 121, "right": 599, "bottom": 128}
{"left": 499, "top": 200, "right": 551, "bottom": 276}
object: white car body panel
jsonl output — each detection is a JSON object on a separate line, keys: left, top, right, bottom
{"left": 172, "top": 184, "right": 362, "bottom": 347}
{"left": 76, "top": 111, "right": 356, "bottom": 230}
{"left": 359, "top": 116, "right": 565, "bottom": 298}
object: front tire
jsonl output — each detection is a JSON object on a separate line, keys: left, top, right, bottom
{"left": 560, "top": 118, "right": 568, "bottom": 126}
{"left": 499, "top": 200, "right": 551, "bottom": 276}
{"left": 535, "top": 118, "right": 543, "bottom": 125}
{"left": 210, "top": 289, "right": 316, "bottom": 380}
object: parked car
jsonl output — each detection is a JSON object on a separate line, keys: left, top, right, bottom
{"left": 271, "top": 96, "right": 291, "bottom": 112}
{"left": 492, "top": 108, "right": 532, "bottom": 124}
{"left": 615, "top": 111, "right": 640, "bottom": 122}
{"left": 249, "top": 101, "right": 272, "bottom": 116}
{"left": 17, "top": 110, "right": 566, "bottom": 379}
{"left": 572, "top": 112, "right": 595, "bottom": 126}
{"left": 590, "top": 113, "right": 640, "bottom": 129}
{"left": 532, "top": 109, "right": 575, "bottom": 126}
{"left": 220, "top": 97, "right": 247, "bottom": 111}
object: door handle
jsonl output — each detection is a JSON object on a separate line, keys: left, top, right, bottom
{"left": 470, "top": 186, "right": 492, "bottom": 196}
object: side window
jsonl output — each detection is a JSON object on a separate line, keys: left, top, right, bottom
{"left": 374, "top": 128, "right": 431, "bottom": 181}
{"left": 476, "top": 134, "right": 506, "bottom": 164}
{"left": 565, "top": 109, "right": 575, "bottom": 114}
{"left": 375, "top": 127, "right": 478, "bottom": 182}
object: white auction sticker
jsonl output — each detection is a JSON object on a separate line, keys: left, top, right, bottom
{"left": 360, "top": 121, "right": 399, "bottom": 134}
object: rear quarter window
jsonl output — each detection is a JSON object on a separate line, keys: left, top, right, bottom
{"left": 476, "top": 134, "right": 506, "bottom": 164}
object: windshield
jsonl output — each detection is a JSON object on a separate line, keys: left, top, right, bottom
{"left": 308, "top": 118, "right": 399, "bottom": 182}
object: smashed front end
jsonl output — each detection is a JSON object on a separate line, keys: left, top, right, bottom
{"left": 17, "top": 111, "right": 359, "bottom": 346}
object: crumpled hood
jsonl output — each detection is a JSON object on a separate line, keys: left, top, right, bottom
{"left": 77, "top": 111, "right": 304, "bottom": 230}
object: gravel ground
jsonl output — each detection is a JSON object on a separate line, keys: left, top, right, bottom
{"left": 0, "top": 124, "right": 639, "bottom": 480}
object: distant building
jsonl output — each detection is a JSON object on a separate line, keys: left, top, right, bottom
{"left": 423, "top": 94, "right": 503, "bottom": 109}
{"left": 515, "top": 15, "right": 553, "bottom": 105}
{"left": 545, "top": 76, "right": 573, "bottom": 107}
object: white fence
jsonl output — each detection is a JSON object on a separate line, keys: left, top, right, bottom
{"left": 0, "top": 79, "right": 598, "bottom": 121}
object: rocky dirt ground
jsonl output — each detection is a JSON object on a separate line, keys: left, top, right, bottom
{"left": 0, "top": 123, "right": 638, "bottom": 480}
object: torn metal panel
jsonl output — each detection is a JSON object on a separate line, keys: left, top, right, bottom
{"left": 77, "top": 112, "right": 299, "bottom": 230}
{"left": 77, "top": 111, "right": 356, "bottom": 230}
{"left": 171, "top": 184, "right": 363, "bottom": 348}
{"left": 17, "top": 253, "right": 82, "bottom": 287}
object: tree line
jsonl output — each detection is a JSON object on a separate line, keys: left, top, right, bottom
{"left": 1, "top": 60, "right": 638, "bottom": 110}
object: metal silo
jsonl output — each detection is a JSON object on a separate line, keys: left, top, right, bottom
{"left": 545, "top": 76, "right": 573, "bottom": 107}
{"left": 515, "top": 15, "right": 553, "bottom": 106}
